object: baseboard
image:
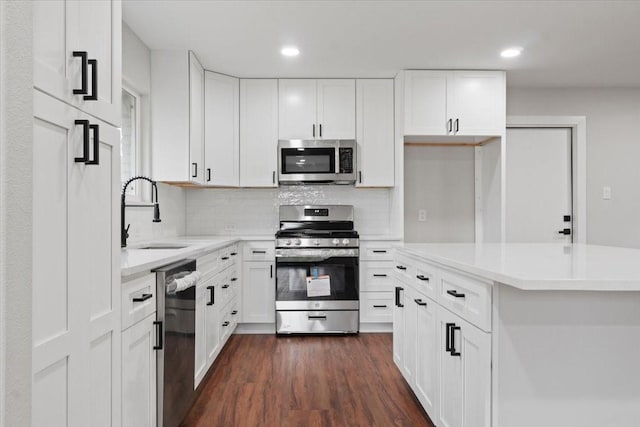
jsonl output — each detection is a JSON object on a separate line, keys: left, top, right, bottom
{"left": 234, "top": 322, "right": 392, "bottom": 334}
{"left": 359, "top": 322, "right": 393, "bottom": 333}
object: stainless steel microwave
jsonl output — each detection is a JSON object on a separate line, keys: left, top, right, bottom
{"left": 277, "top": 140, "right": 356, "bottom": 185}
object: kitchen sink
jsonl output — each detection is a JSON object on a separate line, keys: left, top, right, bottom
{"left": 135, "top": 244, "right": 188, "bottom": 250}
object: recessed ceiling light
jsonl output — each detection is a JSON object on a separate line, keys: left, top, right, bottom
{"left": 501, "top": 47, "right": 522, "bottom": 58}
{"left": 281, "top": 46, "right": 300, "bottom": 57}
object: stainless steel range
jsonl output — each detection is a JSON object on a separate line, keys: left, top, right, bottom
{"left": 275, "top": 205, "right": 359, "bottom": 334}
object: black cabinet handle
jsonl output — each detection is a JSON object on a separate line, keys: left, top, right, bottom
{"left": 308, "top": 315, "right": 327, "bottom": 320}
{"left": 373, "top": 304, "right": 388, "bottom": 308}
{"left": 447, "top": 118, "right": 452, "bottom": 133}
{"left": 206, "top": 285, "right": 215, "bottom": 306}
{"left": 230, "top": 252, "right": 238, "bottom": 256}
{"left": 447, "top": 290, "right": 466, "bottom": 298}
{"left": 454, "top": 118, "right": 459, "bottom": 133}
{"left": 74, "top": 119, "right": 90, "bottom": 163}
{"left": 221, "top": 256, "right": 229, "bottom": 260}
{"left": 272, "top": 170, "right": 276, "bottom": 184}
{"left": 192, "top": 162, "right": 198, "bottom": 178}
{"left": 252, "top": 250, "right": 266, "bottom": 254}
{"left": 416, "top": 275, "right": 429, "bottom": 281}
{"left": 445, "top": 322, "right": 454, "bottom": 353}
{"left": 270, "top": 264, "right": 273, "bottom": 278}
{"left": 372, "top": 250, "right": 387, "bottom": 254}
{"left": 359, "top": 171, "right": 362, "bottom": 184}
{"left": 414, "top": 299, "right": 427, "bottom": 306}
{"left": 132, "top": 293, "right": 152, "bottom": 302}
{"left": 221, "top": 284, "right": 230, "bottom": 289}
{"left": 395, "top": 286, "right": 404, "bottom": 308}
{"left": 563, "top": 215, "right": 571, "bottom": 222}
{"left": 450, "top": 324, "right": 461, "bottom": 356}
{"left": 85, "top": 124, "right": 99, "bottom": 165}
{"left": 319, "top": 124, "right": 322, "bottom": 138}
{"left": 558, "top": 228, "right": 571, "bottom": 235}
{"left": 72, "top": 51, "right": 88, "bottom": 95}
{"left": 396, "top": 265, "right": 407, "bottom": 271}
{"left": 231, "top": 310, "right": 238, "bottom": 315}
{"left": 312, "top": 124, "right": 315, "bottom": 138}
{"left": 207, "top": 168, "right": 211, "bottom": 182}
{"left": 231, "top": 277, "right": 238, "bottom": 282}
{"left": 153, "top": 321, "right": 163, "bottom": 350}
{"left": 84, "top": 58, "right": 98, "bottom": 101}
{"left": 373, "top": 274, "right": 388, "bottom": 277}
{"left": 222, "top": 321, "right": 230, "bottom": 327}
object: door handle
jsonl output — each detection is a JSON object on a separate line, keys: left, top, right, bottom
{"left": 72, "top": 51, "right": 88, "bottom": 95}
{"left": 192, "top": 162, "right": 198, "bottom": 178}
{"left": 447, "top": 118, "right": 452, "bottom": 133}
{"left": 450, "top": 324, "right": 461, "bottom": 357}
{"left": 74, "top": 119, "right": 90, "bottom": 163}
{"left": 84, "top": 58, "right": 98, "bottom": 101}
{"left": 396, "top": 265, "right": 407, "bottom": 271}
{"left": 207, "top": 168, "right": 211, "bottom": 182}
{"left": 372, "top": 250, "right": 387, "bottom": 254}
{"left": 231, "top": 310, "right": 238, "bottom": 315}
{"left": 454, "top": 118, "right": 459, "bottom": 133}
{"left": 85, "top": 124, "right": 99, "bottom": 165}
{"left": 132, "top": 293, "right": 152, "bottom": 302}
{"left": 222, "top": 321, "right": 230, "bottom": 327}
{"left": 373, "top": 304, "right": 388, "bottom": 308}
{"left": 206, "top": 285, "right": 215, "bottom": 306}
{"left": 308, "top": 315, "right": 327, "bottom": 320}
{"left": 270, "top": 264, "right": 273, "bottom": 278}
{"left": 312, "top": 124, "right": 316, "bottom": 138}
{"left": 319, "top": 124, "right": 322, "bottom": 138}
{"left": 358, "top": 171, "right": 362, "bottom": 184}
{"left": 272, "top": 170, "right": 276, "bottom": 185}
{"left": 153, "top": 321, "right": 163, "bottom": 350}
{"left": 221, "top": 284, "right": 230, "bottom": 289}
{"left": 373, "top": 274, "right": 388, "bottom": 277}
{"left": 447, "top": 289, "right": 466, "bottom": 298}
{"left": 395, "top": 286, "right": 404, "bottom": 307}
{"left": 558, "top": 228, "right": 571, "bottom": 235}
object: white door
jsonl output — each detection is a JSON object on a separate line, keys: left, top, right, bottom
{"left": 356, "top": 79, "right": 395, "bottom": 187}
{"left": 449, "top": 71, "right": 505, "bottom": 136}
{"left": 204, "top": 71, "right": 239, "bottom": 186}
{"left": 403, "top": 70, "right": 449, "bottom": 136}
{"left": 316, "top": 79, "right": 356, "bottom": 139}
{"left": 239, "top": 79, "right": 278, "bottom": 187}
{"left": 189, "top": 52, "right": 205, "bottom": 184}
{"left": 437, "top": 307, "right": 463, "bottom": 427}
{"left": 278, "top": 79, "right": 317, "bottom": 139}
{"left": 392, "top": 286, "right": 405, "bottom": 367}
{"left": 205, "top": 282, "right": 221, "bottom": 364}
{"left": 415, "top": 295, "right": 438, "bottom": 420}
{"left": 194, "top": 282, "right": 207, "bottom": 387}
{"left": 402, "top": 286, "right": 417, "bottom": 384}
{"left": 121, "top": 314, "right": 157, "bottom": 427}
{"left": 241, "top": 262, "right": 275, "bottom": 323}
{"left": 506, "top": 127, "right": 573, "bottom": 243}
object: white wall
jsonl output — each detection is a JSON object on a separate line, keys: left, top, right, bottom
{"left": 403, "top": 146, "right": 476, "bottom": 243}
{"left": 122, "top": 23, "right": 186, "bottom": 244}
{"left": 0, "top": 1, "right": 33, "bottom": 425}
{"left": 507, "top": 88, "right": 640, "bottom": 248}
{"left": 186, "top": 186, "right": 393, "bottom": 236}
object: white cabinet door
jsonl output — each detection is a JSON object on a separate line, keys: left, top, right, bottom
{"left": 415, "top": 295, "right": 439, "bottom": 421}
{"left": 317, "top": 79, "right": 356, "bottom": 139}
{"left": 34, "top": 0, "right": 121, "bottom": 126}
{"left": 189, "top": 52, "right": 205, "bottom": 184}
{"left": 194, "top": 282, "right": 207, "bottom": 386}
{"left": 205, "top": 281, "right": 221, "bottom": 365}
{"left": 392, "top": 286, "right": 405, "bottom": 367}
{"left": 278, "top": 79, "right": 317, "bottom": 139}
{"left": 402, "top": 286, "right": 417, "bottom": 384}
{"left": 204, "top": 71, "right": 239, "bottom": 186}
{"left": 33, "top": 91, "right": 121, "bottom": 426}
{"left": 239, "top": 79, "right": 278, "bottom": 187}
{"left": 356, "top": 79, "right": 394, "bottom": 187}
{"left": 450, "top": 71, "right": 505, "bottom": 136}
{"left": 403, "top": 70, "right": 449, "bottom": 136}
{"left": 437, "top": 306, "right": 491, "bottom": 427}
{"left": 121, "top": 314, "right": 157, "bottom": 427}
{"left": 241, "top": 261, "right": 275, "bottom": 323}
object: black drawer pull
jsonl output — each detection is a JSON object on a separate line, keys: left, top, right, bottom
{"left": 206, "top": 285, "right": 215, "bottom": 306}
{"left": 448, "top": 323, "right": 461, "bottom": 357}
{"left": 192, "top": 162, "right": 198, "bottom": 178}
{"left": 132, "top": 293, "right": 152, "bottom": 302}
{"left": 230, "top": 252, "right": 238, "bottom": 256}
{"left": 231, "top": 277, "right": 238, "bottom": 282}
{"left": 372, "top": 250, "right": 387, "bottom": 253}
{"left": 416, "top": 275, "right": 429, "bottom": 281}
{"left": 222, "top": 321, "right": 230, "bottom": 327}
{"left": 252, "top": 250, "right": 266, "bottom": 254}
{"left": 85, "top": 123, "right": 100, "bottom": 165}
{"left": 373, "top": 273, "right": 388, "bottom": 277}
{"left": 373, "top": 304, "right": 388, "bottom": 308}
{"left": 395, "top": 286, "right": 404, "bottom": 307}
{"left": 231, "top": 310, "right": 238, "bottom": 315}
{"left": 396, "top": 265, "right": 407, "bottom": 271}
{"left": 221, "top": 284, "right": 230, "bottom": 289}
{"left": 221, "top": 256, "right": 229, "bottom": 260}
{"left": 308, "top": 315, "right": 327, "bottom": 320}
{"left": 414, "top": 299, "right": 427, "bottom": 306}
{"left": 153, "top": 321, "right": 163, "bottom": 350}
{"left": 447, "top": 290, "right": 466, "bottom": 298}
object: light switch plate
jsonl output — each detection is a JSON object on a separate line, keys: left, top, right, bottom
{"left": 418, "top": 209, "right": 427, "bottom": 222}
{"left": 603, "top": 186, "right": 612, "bottom": 200}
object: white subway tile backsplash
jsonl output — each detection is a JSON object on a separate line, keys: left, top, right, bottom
{"left": 126, "top": 183, "right": 186, "bottom": 244}
{"left": 186, "top": 186, "right": 392, "bottom": 236}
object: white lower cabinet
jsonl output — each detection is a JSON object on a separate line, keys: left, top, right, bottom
{"left": 392, "top": 285, "right": 405, "bottom": 366}
{"left": 360, "top": 241, "right": 398, "bottom": 325}
{"left": 415, "top": 292, "right": 439, "bottom": 419}
{"left": 241, "top": 241, "right": 275, "bottom": 324}
{"left": 121, "top": 313, "right": 157, "bottom": 427}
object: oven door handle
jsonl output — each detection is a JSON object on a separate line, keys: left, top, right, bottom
{"left": 275, "top": 256, "right": 336, "bottom": 262}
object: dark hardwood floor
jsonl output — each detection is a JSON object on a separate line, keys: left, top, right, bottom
{"left": 182, "top": 333, "right": 434, "bottom": 427}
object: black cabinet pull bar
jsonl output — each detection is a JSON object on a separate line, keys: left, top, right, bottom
{"left": 396, "top": 265, "right": 407, "bottom": 271}
{"left": 308, "top": 315, "right": 327, "bottom": 320}
{"left": 86, "top": 124, "right": 99, "bottom": 165}
{"left": 153, "top": 321, "right": 163, "bottom": 350}
{"left": 416, "top": 275, "right": 429, "bottom": 281}
{"left": 372, "top": 250, "right": 387, "bottom": 253}
{"left": 84, "top": 58, "right": 98, "bottom": 101}
{"left": 206, "top": 285, "right": 215, "bottom": 306}
{"left": 74, "top": 119, "right": 90, "bottom": 163}
{"left": 72, "top": 51, "right": 88, "bottom": 95}
{"left": 447, "top": 290, "right": 466, "bottom": 298}
{"left": 373, "top": 304, "right": 388, "bottom": 308}
{"left": 414, "top": 299, "right": 427, "bottom": 306}
{"left": 373, "top": 274, "right": 388, "bottom": 277}
{"left": 132, "top": 293, "right": 152, "bottom": 302}
{"left": 395, "top": 286, "right": 404, "bottom": 307}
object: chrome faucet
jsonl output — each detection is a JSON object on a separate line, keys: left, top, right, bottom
{"left": 121, "top": 176, "right": 161, "bottom": 248}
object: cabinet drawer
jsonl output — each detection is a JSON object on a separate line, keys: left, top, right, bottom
{"left": 198, "top": 250, "right": 219, "bottom": 279}
{"left": 243, "top": 241, "right": 275, "bottom": 261}
{"left": 360, "top": 242, "right": 395, "bottom": 261}
{"left": 122, "top": 273, "right": 157, "bottom": 331}
{"left": 360, "top": 292, "right": 393, "bottom": 323}
{"left": 414, "top": 260, "right": 439, "bottom": 301}
{"left": 393, "top": 254, "right": 417, "bottom": 285}
{"left": 437, "top": 268, "right": 492, "bottom": 332}
{"left": 360, "top": 261, "right": 394, "bottom": 291}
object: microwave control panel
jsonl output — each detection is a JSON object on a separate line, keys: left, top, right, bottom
{"left": 338, "top": 148, "right": 354, "bottom": 174}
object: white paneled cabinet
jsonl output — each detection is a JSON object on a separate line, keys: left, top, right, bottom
{"left": 355, "top": 79, "right": 395, "bottom": 187}
{"left": 241, "top": 261, "right": 275, "bottom": 323}
{"left": 403, "top": 70, "right": 505, "bottom": 137}
{"left": 278, "top": 79, "right": 355, "bottom": 140}
{"left": 33, "top": 90, "right": 121, "bottom": 426}
{"left": 239, "top": 79, "right": 278, "bottom": 187}
{"left": 415, "top": 295, "right": 439, "bottom": 420}
{"left": 204, "top": 71, "right": 239, "bottom": 186}
{"left": 189, "top": 52, "right": 205, "bottom": 184}
{"left": 33, "top": 0, "right": 122, "bottom": 126}
{"left": 392, "top": 285, "right": 405, "bottom": 366}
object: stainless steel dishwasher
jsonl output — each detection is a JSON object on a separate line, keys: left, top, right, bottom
{"left": 154, "top": 259, "right": 198, "bottom": 427}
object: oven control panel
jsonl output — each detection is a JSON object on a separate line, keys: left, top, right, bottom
{"left": 275, "top": 248, "right": 359, "bottom": 258}
{"left": 276, "top": 237, "right": 359, "bottom": 248}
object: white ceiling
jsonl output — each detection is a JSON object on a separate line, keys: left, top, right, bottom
{"left": 123, "top": 0, "right": 640, "bottom": 87}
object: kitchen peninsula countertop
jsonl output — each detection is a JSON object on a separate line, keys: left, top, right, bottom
{"left": 394, "top": 243, "right": 640, "bottom": 291}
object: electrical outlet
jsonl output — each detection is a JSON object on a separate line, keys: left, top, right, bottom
{"left": 223, "top": 223, "right": 236, "bottom": 232}
{"left": 603, "top": 186, "right": 612, "bottom": 200}
{"left": 418, "top": 209, "right": 427, "bottom": 222}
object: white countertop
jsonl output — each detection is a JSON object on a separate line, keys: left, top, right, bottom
{"left": 395, "top": 243, "right": 640, "bottom": 291}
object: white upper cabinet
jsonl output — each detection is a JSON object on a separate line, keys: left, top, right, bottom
{"left": 403, "top": 70, "right": 505, "bottom": 137}
{"left": 151, "top": 50, "right": 204, "bottom": 184}
{"left": 278, "top": 79, "right": 317, "bottom": 140}
{"left": 240, "top": 79, "right": 279, "bottom": 187}
{"left": 204, "top": 71, "right": 239, "bottom": 186}
{"left": 317, "top": 79, "right": 356, "bottom": 139}
{"left": 278, "top": 79, "right": 356, "bottom": 140}
{"left": 33, "top": 0, "right": 121, "bottom": 126}
{"left": 356, "top": 79, "right": 395, "bottom": 187}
